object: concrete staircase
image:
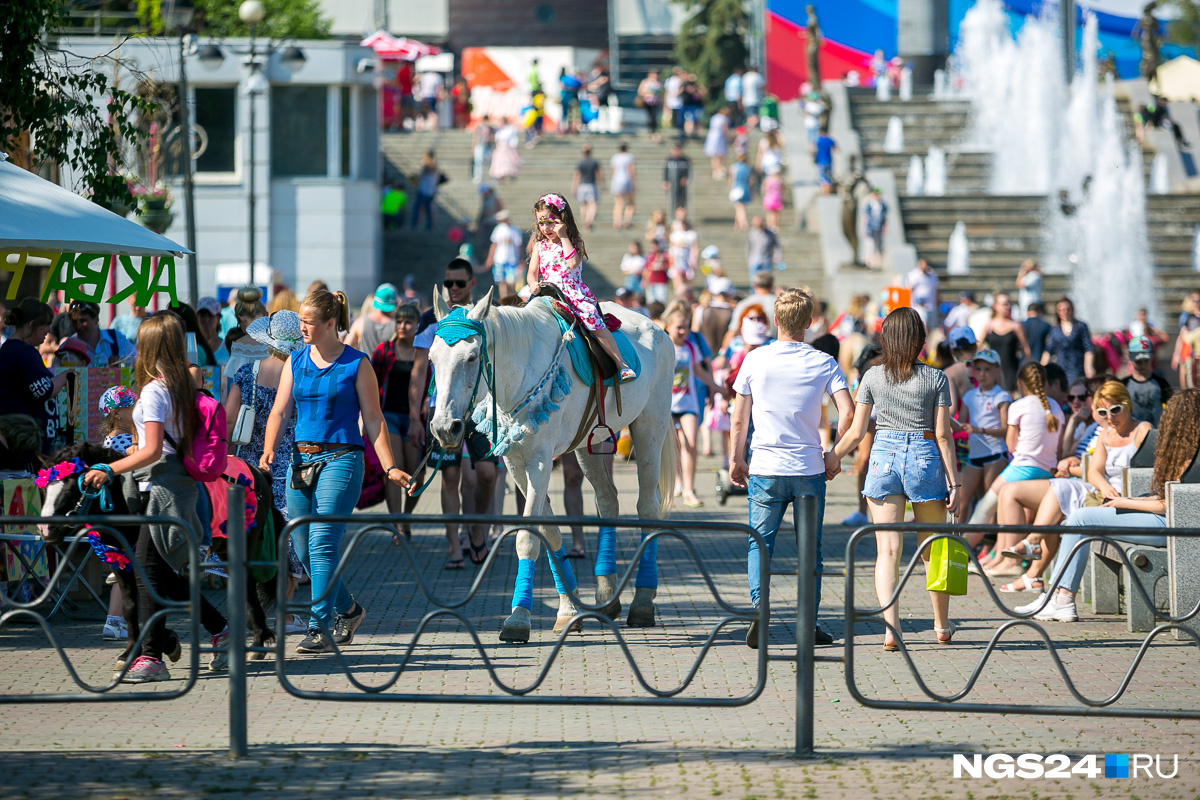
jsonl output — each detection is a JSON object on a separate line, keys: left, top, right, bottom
{"left": 380, "top": 129, "right": 825, "bottom": 301}
{"left": 849, "top": 91, "right": 1198, "bottom": 309}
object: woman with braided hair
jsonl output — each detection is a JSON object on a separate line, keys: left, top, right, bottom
{"left": 1013, "top": 389, "right": 1200, "bottom": 622}
{"left": 967, "top": 362, "right": 1064, "bottom": 575}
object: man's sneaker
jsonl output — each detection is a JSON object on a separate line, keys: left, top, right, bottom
{"left": 1015, "top": 592, "right": 1049, "bottom": 615}
{"left": 102, "top": 617, "right": 127, "bottom": 640}
{"left": 746, "top": 617, "right": 762, "bottom": 649}
{"left": 1034, "top": 596, "right": 1078, "bottom": 623}
{"left": 209, "top": 626, "right": 230, "bottom": 671}
{"left": 284, "top": 615, "right": 308, "bottom": 635}
{"left": 122, "top": 656, "right": 169, "bottom": 683}
{"left": 814, "top": 623, "right": 835, "bottom": 645}
{"left": 296, "top": 628, "right": 333, "bottom": 654}
{"left": 842, "top": 510, "right": 869, "bottom": 527}
{"left": 332, "top": 604, "right": 366, "bottom": 646}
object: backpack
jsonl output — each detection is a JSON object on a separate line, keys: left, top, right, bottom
{"left": 165, "top": 389, "right": 229, "bottom": 482}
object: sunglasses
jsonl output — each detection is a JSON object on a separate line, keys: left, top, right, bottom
{"left": 1095, "top": 404, "right": 1124, "bottom": 418}
{"left": 443, "top": 279, "right": 469, "bottom": 289}
{"left": 69, "top": 300, "right": 100, "bottom": 316}
{"left": 745, "top": 315, "right": 766, "bottom": 322}
{"left": 1068, "top": 393, "right": 1088, "bottom": 402}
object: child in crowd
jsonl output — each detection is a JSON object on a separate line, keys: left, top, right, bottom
{"left": 527, "top": 192, "right": 634, "bottom": 383}
{"left": 97, "top": 385, "right": 138, "bottom": 640}
{"left": 956, "top": 350, "right": 1011, "bottom": 535}
{"left": 620, "top": 240, "right": 646, "bottom": 294}
{"left": 1123, "top": 335, "right": 1173, "bottom": 426}
{"left": 641, "top": 240, "right": 670, "bottom": 306}
{"left": 665, "top": 308, "right": 724, "bottom": 507}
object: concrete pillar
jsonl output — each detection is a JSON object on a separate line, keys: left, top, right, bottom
{"left": 897, "top": 0, "right": 949, "bottom": 86}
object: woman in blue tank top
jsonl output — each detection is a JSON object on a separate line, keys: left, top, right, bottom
{"left": 262, "top": 289, "right": 411, "bottom": 655}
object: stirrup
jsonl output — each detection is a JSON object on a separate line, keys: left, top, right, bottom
{"left": 587, "top": 424, "right": 618, "bottom": 455}
{"left": 618, "top": 367, "right": 636, "bottom": 384}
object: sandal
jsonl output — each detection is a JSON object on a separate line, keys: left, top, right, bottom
{"left": 683, "top": 494, "right": 704, "bottom": 508}
{"left": 935, "top": 622, "right": 956, "bottom": 644}
{"left": 998, "top": 575, "right": 1043, "bottom": 593}
{"left": 468, "top": 540, "right": 489, "bottom": 565}
{"left": 1002, "top": 539, "right": 1043, "bottom": 560}
{"left": 566, "top": 547, "right": 587, "bottom": 559}
{"left": 883, "top": 637, "right": 900, "bottom": 652}
{"left": 983, "top": 562, "right": 1026, "bottom": 578}
{"left": 444, "top": 558, "right": 465, "bottom": 570}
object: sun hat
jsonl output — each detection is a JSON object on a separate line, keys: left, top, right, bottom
{"left": 495, "top": 208, "right": 510, "bottom": 221}
{"left": 701, "top": 245, "right": 720, "bottom": 260}
{"left": 1128, "top": 335, "right": 1153, "bottom": 359}
{"left": 247, "top": 311, "right": 303, "bottom": 355}
{"left": 373, "top": 283, "right": 399, "bottom": 314}
{"left": 948, "top": 325, "right": 977, "bottom": 348}
{"left": 709, "top": 276, "right": 734, "bottom": 296}
{"left": 99, "top": 386, "right": 137, "bottom": 416}
{"left": 55, "top": 338, "right": 91, "bottom": 365}
{"left": 196, "top": 296, "right": 221, "bottom": 316}
{"left": 972, "top": 348, "right": 1001, "bottom": 366}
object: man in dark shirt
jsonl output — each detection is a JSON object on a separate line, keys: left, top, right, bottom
{"left": 1023, "top": 301, "right": 1052, "bottom": 364}
{"left": 1123, "top": 335, "right": 1173, "bottom": 426}
{"left": 663, "top": 142, "right": 691, "bottom": 214}
{"left": 572, "top": 144, "right": 603, "bottom": 230}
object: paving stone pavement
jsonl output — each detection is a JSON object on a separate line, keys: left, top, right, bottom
{"left": 3, "top": 453, "right": 1200, "bottom": 799}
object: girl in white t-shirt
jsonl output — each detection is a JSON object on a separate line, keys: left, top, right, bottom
{"left": 619, "top": 240, "right": 646, "bottom": 294}
{"left": 665, "top": 309, "right": 722, "bottom": 507}
{"left": 955, "top": 350, "right": 1011, "bottom": 528}
{"left": 967, "top": 362, "right": 1063, "bottom": 575}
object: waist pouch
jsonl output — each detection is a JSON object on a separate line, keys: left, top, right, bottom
{"left": 290, "top": 446, "right": 356, "bottom": 491}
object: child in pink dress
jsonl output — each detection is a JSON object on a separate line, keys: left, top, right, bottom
{"left": 526, "top": 192, "right": 635, "bottom": 383}
{"left": 762, "top": 164, "right": 783, "bottom": 231}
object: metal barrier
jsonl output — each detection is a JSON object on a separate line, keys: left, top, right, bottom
{"left": 842, "top": 522, "right": 1200, "bottom": 720}
{"left": 0, "top": 514, "right": 202, "bottom": 703}
{"left": 221, "top": 510, "right": 788, "bottom": 756}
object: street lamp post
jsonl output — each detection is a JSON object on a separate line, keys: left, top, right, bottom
{"left": 163, "top": 0, "right": 199, "bottom": 304}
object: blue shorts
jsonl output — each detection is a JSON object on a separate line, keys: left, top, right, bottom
{"left": 383, "top": 411, "right": 410, "bottom": 440}
{"left": 492, "top": 262, "right": 517, "bottom": 286}
{"left": 863, "top": 430, "right": 947, "bottom": 503}
{"left": 998, "top": 464, "right": 1053, "bottom": 483}
{"left": 967, "top": 451, "right": 1009, "bottom": 469}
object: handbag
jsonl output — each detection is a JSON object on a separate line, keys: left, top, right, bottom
{"left": 230, "top": 361, "right": 259, "bottom": 448}
{"left": 926, "top": 536, "right": 970, "bottom": 596}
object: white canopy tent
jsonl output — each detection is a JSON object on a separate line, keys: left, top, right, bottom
{"left": 0, "top": 157, "right": 188, "bottom": 257}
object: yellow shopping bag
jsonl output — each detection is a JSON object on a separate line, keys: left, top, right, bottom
{"left": 926, "top": 537, "right": 969, "bottom": 595}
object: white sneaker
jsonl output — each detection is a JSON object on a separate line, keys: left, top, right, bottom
{"left": 1034, "top": 596, "right": 1078, "bottom": 622}
{"left": 842, "top": 510, "right": 869, "bottom": 527}
{"left": 1014, "top": 593, "right": 1048, "bottom": 615}
{"left": 102, "top": 618, "right": 127, "bottom": 640}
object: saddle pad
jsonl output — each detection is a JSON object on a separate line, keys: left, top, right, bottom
{"left": 203, "top": 456, "right": 258, "bottom": 541}
{"left": 542, "top": 298, "right": 640, "bottom": 388}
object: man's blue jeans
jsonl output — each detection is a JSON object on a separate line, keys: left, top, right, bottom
{"left": 287, "top": 449, "right": 364, "bottom": 630}
{"left": 747, "top": 474, "right": 827, "bottom": 619}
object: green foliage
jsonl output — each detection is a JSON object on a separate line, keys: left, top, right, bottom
{"left": 137, "top": 0, "right": 163, "bottom": 34}
{"left": 1165, "top": 0, "right": 1200, "bottom": 51}
{"left": 194, "top": 0, "right": 331, "bottom": 39}
{"left": 672, "top": 0, "right": 749, "bottom": 99}
{"left": 0, "top": 0, "right": 157, "bottom": 208}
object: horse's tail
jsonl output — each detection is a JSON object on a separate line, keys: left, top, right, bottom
{"left": 658, "top": 424, "right": 676, "bottom": 517}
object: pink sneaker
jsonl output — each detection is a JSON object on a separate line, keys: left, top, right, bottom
{"left": 122, "top": 656, "right": 169, "bottom": 683}
{"left": 209, "top": 626, "right": 230, "bottom": 672}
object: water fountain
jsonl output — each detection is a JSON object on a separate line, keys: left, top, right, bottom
{"left": 952, "top": 0, "right": 1154, "bottom": 331}
{"left": 925, "top": 146, "right": 947, "bottom": 196}
{"left": 1151, "top": 153, "right": 1169, "bottom": 194}
{"left": 884, "top": 116, "right": 904, "bottom": 153}
{"left": 1192, "top": 225, "right": 1200, "bottom": 273}
{"left": 899, "top": 67, "right": 913, "bottom": 101}
{"left": 907, "top": 155, "right": 925, "bottom": 195}
{"left": 932, "top": 68, "right": 947, "bottom": 99}
{"left": 876, "top": 76, "right": 891, "bottom": 101}
{"left": 948, "top": 222, "right": 971, "bottom": 275}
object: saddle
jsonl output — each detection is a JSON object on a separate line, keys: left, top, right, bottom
{"left": 530, "top": 285, "right": 623, "bottom": 454}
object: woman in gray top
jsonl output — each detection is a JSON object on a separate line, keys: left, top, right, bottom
{"left": 828, "top": 307, "right": 961, "bottom": 651}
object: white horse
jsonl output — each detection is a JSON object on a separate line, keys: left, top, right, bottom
{"left": 427, "top": 288, "right": 676, "bottom": 642}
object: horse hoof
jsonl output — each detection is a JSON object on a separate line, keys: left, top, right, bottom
{"left": 595, "top": 574, "right": 621, "bottom": 621}
{"left": 627, "top": 587, "right": 657, "bottom": 628}
{"left": 499, "top": 609, "right": 531, "bottom": 643}
{"left": 552, "top": 615, "right": 583, "bottom": 634}
{"left": 250, "top": 650, "right": 267, "bottom": 661}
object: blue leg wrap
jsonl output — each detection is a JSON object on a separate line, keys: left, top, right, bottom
{"left": 512, "top": 558, "right": 536, "bottom": 610}
{"left": 594, "top": 526, "right": 617, "bottom": 577}
{"left": 635, "top": 532, "right": 659, "bottom": 589}
{"left": 548, "top": 547, "right": 578, "bottom": 594}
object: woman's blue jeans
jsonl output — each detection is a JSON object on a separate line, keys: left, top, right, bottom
{"left": 1047, "top": 506, "right": 1167, "bottom": 595}
{"left": 287, "top": 449, "right": 364, "bottom": 630}
{"left": 412, "top": 192, "right": 435, "bottom": 230}
{"left": 747, "top": 474, "right": 827, "bottom": 618}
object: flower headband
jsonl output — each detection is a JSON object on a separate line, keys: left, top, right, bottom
{"left": 35, "top": 458, "right": 88, "bottom": 489}
{"left": 99, "top": 386, "right": 137, "bottom": 417}
{"left": 538, "top": 193, "right": 566, "bottom": 212}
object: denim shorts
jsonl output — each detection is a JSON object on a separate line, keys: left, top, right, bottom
{"left": 383, "top": 411, "right": 409, "bottom": 440}
{"left": 863, "top": 430, "right": 947, "bottom": 503}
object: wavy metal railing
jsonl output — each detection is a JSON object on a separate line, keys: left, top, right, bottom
{"left": 843, "top": 522, "right": 1200, "bottom": 720}
{"left": 0, "top": 514, "right": 202, "bottom": 703}
{"left": 263, "top": 513, "right": 769, "bottom": 706}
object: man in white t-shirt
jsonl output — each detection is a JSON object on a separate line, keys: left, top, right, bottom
{"left": 905, "top": 258, "right": 939, "bottom": 329}
{"left": 484, "top": 209, "right": 523, "bottom": 299}
{"left": 741, "top": 67, "right": 764, "bottom": 126}
{"left": 416, "top": 71, "right": 443, "bottom": 130}
{"left": 664, "top": 67, "right": 685, "bottom": 132}
{"left": 731, "top": 289, "right": 854, "bottom": 648}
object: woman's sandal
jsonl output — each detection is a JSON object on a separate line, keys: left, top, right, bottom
{"left": 998, "top": 575, "right": 1044, "bottom": 593}
{"left": 883, "top": 637, "right": 900, "bottom": 652}
{"left": 566, "top": 547, "right": 587, "bottom": 559}
{"left": 1001, "top": 539, "right": 1043, "bottom": 560}
{"left": 444, "top": 558, "right": 465, "bottom": 570}
{"left": 468, "top": 540, "right": 490, "bottom": 565}
{"left": 935, "top": 622, "right": 957, "bottom": 644}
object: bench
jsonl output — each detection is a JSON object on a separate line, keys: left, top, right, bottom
{"left": 1167, "top": 481, "right": 1200, "bottom": 640}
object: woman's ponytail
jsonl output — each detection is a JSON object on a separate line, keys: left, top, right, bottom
{"left": 1019, "top": 362, "right": 1059, "bottom": 433}
{"left": 334, "top": 291, "right": 350, "bottom": 332}
{"left": 301, "top": 288, "right": 351, "bottom": 333}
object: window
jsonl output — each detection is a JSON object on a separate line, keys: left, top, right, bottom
{"left": 194, "top": 87, "right": 237, "bottom": 173}
{"left": 270, "top": 85, "right": 328, "bottom": 177}
{"left": 340, "top": 86, "right": 352, "bottom": 177}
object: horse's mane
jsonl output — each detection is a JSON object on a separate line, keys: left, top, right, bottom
{"left": 488, "top": 300, "right": 562, "bottom": 368}
{"left": 46, "top": 441, "right": 124, "bottom": 468}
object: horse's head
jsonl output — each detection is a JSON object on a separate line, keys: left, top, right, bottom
{"left": 429, "top": 287, "right": 495, "bottom": 450}
{"left": 38, "top": 442, "right": 123, "bottom": 541}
